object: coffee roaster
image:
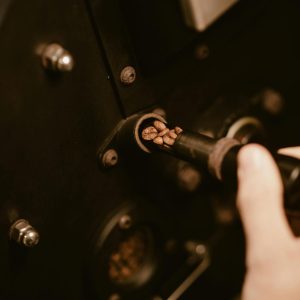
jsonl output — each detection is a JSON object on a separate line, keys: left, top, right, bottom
{"left": 1, "top": 0, "right": 300, "bottom": 299}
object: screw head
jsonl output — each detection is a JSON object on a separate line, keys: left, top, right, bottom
{"left": 102, "top": 149, "right": 118, "bottom": 168}
{"left": 118, "top": 214, "right": 132, "bottom": 230}
{"left": 120, "top": 66, "right": 136, "bottom": 85}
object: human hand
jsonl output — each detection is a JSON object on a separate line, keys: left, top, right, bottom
{"left": 237, "top": 144, "right": 300, "bottom": 300}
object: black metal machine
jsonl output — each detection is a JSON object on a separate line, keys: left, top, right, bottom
{"left": 1, "top": 0, "right": 300, "bottom": 299}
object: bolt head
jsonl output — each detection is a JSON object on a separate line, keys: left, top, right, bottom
{"left": 195, "top": 244, "right": 206, "bottom": 256}
{"left": 118, "top": 215, "right": 132, "bottom": 230}
{"left": 9, "top": 219, "right": 40, "bottom": 248}
{"left": 120, "top": 66, "right": 136, "bottom": 85}
{"left": 102, "top": 149, "right": 118, "bottom": 168}
{"left": 23, "top": 230, "right": 40, "bottom": 247}
{"left": 41, "top": 43, "right": 74, "bottom": 72}
{"left": 57, "top": 52, "right": 74, "bottom": 72}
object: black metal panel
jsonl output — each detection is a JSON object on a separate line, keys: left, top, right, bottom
{"left": 87, "top": 0, "right": 268, "bottom": 115}
{"left": 119, "top": 0, "right": 197, "bottom": 74}
{"left": 86, "top": 0, "right": 157, "bottom": 115}
{"left": 0, "top": 0, "right": 123, "bottom": 298}
{"left": 1, "top": 0, "right": 300, "bottom": 299}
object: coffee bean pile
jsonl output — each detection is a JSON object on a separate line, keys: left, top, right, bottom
{"left": 142, "top": 120, "right": 182, "bottom": 146}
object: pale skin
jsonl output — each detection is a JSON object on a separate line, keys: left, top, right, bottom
{"left": 237, "top": 144, "right": 300, "bottom": 300}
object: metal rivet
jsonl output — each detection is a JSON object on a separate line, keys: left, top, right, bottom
{"left": 185, "top": 241, "right": 207, "bottom": 258}
{"left": 185, "top": 241, "right": 207, "bottom": 265}
{"left": 195, "top": 244, "right": 206, "bottom": 256}
{"left": 102, "top": 149, "right": 118, "bottom": 168}
{"left": 118, "top": 214, "right": 132, "bottom": 230}
{"left": 120, "top": 66, "right": 136, "bottom": 85}
{"left": 261, "top": 89, "right": 284, "bottom": 115}
{"left": 9, "top": 219, "right": 40, "bottom": 248}
{"left": 41, "top": 43, "right": 74, "bottom": 72}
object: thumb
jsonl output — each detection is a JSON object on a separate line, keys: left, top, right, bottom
{"left": 237, "top": 144, "right": 293, "bottom": 261}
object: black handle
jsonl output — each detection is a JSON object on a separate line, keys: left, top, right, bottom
{"left": 137, "top": 116, "right": 300, "bottom": 209}
{"left": 166, "top": 131, "right": 300, "bottom": 208}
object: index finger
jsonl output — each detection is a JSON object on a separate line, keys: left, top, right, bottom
{"left": 278, "top": 147, "right": 300, "bottom": 159}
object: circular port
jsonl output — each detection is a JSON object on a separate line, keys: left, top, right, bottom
{"left": 88, "top": 205, "right": 161, "bottom": 299}
{"left": 226, "top": 116, "right": 265, "bottom": 144}
{"left": 108, "top": 228, "right": 155, "bottom": 287}
{"left": 134, "top": 113, "right": 167, "bottom": 153}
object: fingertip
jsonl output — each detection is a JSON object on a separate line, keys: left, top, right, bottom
{"left": 237, "top": 143, "right": 282, "bottom": 196}
{"left": 238, "top": 144, "right": 269, "bottom": 175}
{"left": 237, "top": 143, "right": 285, "bottom": 218}
{"left": 236, "top": 144, "right": 290, "bottom": 254}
